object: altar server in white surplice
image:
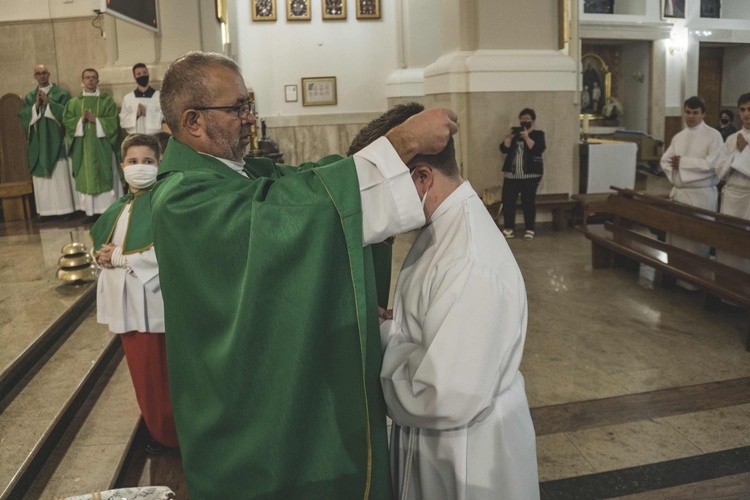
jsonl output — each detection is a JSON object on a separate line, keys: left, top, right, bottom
{"left": 660, "top": 96, "right": 723, "bottom": 258}
{"left": 119, "top": 63, "right": 163, "bottom": 135}
{"left": 712, "top": 92, "right": 750, "bottom": 273}
{"left": 353, "top": 103, "right": 539, "bottom": 500}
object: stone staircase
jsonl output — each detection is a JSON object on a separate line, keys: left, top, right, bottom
{"left": 0, "top": 283, "right": 142, "bottom": 500}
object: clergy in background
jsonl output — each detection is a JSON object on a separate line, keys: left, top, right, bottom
{"left": 660, "top": 96, "right": 722, "bottom": 260}
{"left": 365, "top": 104, "right": 539, "bottom": 500}
{"left": 150, "top": 51, "right": 457, "bottom": 499}
{"left": 63, "top": 68, "right": 123, "bottom": 216}
{"left": 18, "top": 64, "right": 78, "bottom": 217}
{"left": 119, "top": 63, "right": 163, "bottom": 135}
{"left": 90, "top": 133, "right": 178, "bottom": 454}
{"left": 713, "top": 92, "right": 750, "bottom": 273}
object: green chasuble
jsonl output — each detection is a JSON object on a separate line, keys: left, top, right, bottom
{"left": 17, "top": 84, "right": 70, "bottom": 178}
{"left": 90, "top": 189, "right": 153, "bottom": 254}
{"left": 151, "top": 139, "right": 392, "bottom": 499}
{"left": 62, "top": 93, "right": 119, "bottom": 194}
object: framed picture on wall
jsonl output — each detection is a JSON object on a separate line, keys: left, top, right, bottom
{"left": 700, "top": 0, "right": 720, "bottom": 18}
{"left": 322, "top": 0, "right": 346, "bottom": 20}
{"left": 583, "top": 0, "right": 614, "bottom": 14}
{"left": 252, "top": 0, "right": 277, "bottom": 21}
{"left": 301, "top": 77, "right": 337, "bottom": 106}
{"left": 287, "top": 0, "right": 311, "bottom": 20}
{"left": 662, "top": 0, "right": 686, "bottom": 19}
{"left": 356, "top": 0, "right": 380, "bottom": 19}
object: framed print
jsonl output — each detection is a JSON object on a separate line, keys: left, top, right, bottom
{"left": 581, "top": 53, "right": 611, "bottom": 116}
{"left": 663, "top": 0, "right": 686, "bottom": 19}
{"left": 287, "top": 0, "right": 311, "bottom": 20}
{"left": 285, "top": 84, "right": 298, "bottom": 102}
{"left": 356, "top": 0, "right": 380, "bottom": 19}
{"left": 322, "top": 0, "right": 346, "bottom": 20}
{"left": 252, "top": 0, "right": 277, "bottom": 21}
{"left": 700, "top": 0, "right": 720, "bottom": 18}
{"left": 583, "top": 0, "right": 613, "bottom": 14}
{"left": 301, "top": 77, "right": 337, "bottom": 106}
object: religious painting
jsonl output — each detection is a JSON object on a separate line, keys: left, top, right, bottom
{"left": 583, "top": 0, "right": 614, "bottom": 14}
{"left": 252, "top": 0, "right": 277, "bottom": 21}
{"left": 301, "top": 76, "right": 337, "bottom": 106}
{"left": 580, "top": 53, "right": 611, "bottom": 116}
{"left": 287, "top": 0, "right": 311, "bottom": 20}
{"left": 356, "top": 0, "right": 380, "bottom": 19}
{"left": 322, "top": 0, "right": 346, "bottom": 20}
{"left": 663, "top": 0, "right": 686, "bottom": 19}
{"left": 700, "top": 0, "right": 720, "bottom": 18}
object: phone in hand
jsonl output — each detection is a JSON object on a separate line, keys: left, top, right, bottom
{"left": 511, "top": 126, "right": 522, "bottom": 134}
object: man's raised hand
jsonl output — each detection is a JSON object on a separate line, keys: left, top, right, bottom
{"left": 386, "top": 108, "right": 459, "bottom": 164}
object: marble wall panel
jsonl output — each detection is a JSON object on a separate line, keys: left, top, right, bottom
{"left": 51, "top": 18, "right": 107, "bottom": 97}
{"left": 267, "top": 122, "right": 371, "bottom": 166}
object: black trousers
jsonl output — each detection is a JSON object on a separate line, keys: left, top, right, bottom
{"left": 502, "top": 177, "right": 541, "bottom": 231}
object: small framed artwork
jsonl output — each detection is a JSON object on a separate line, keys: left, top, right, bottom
{"left": 662, "top": 0, "right": 686, "bottom": 19}
{"left": 700, "top": 0, "right": 720, "bottom": 18}
{"left": 322, "top": 0, "right": 346, "bottom": 20}
{"left": 356, "top": 0, "right": 380, "bottom": 19}
{"left": 285, "top": 84, "right": 298, "bottom": 102}
{"left": 583, "top": 0, "right": 614, "bottom": 14}
{"left": 252, "top": 0, "right": 277, "bottom": 21}
{"left": 301, "top": 76, "right": 337, "bottom": 106}
{"left": 287, "top": 0, "right": 311, "bottom": 20}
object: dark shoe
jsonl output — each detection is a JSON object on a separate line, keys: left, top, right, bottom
{"left": 145, "top": 439, "right": 171, "bottom": 455}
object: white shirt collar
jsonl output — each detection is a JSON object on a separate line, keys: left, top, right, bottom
{"left": 82, "top": 90, "right": 100, "bottom": 96}
{"left": 199, "top": 152, "right": 248, "bottom": 177}
{"left": 687, "top": 121, "right": 705, "bottom": 131}
{"left": 428, "top": 181, "right": 474, "bottom": 225}
{"left": 38, "top": 84, "right": 53, "bottom": 94}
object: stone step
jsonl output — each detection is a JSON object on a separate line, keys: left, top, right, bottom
{"left": 0, "top": 307, "right": 120, "bottom": 499}
{"left": 25, "top": 355, "right": 141, "bottom": 499}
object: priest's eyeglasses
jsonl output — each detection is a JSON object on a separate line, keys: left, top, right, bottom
{"left": 194, "top": 99, "right": 255, "bottom": 119}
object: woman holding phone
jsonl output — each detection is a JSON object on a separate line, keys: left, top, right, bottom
{"left": 499, "top": 108, "right": 546, "bottom": 240}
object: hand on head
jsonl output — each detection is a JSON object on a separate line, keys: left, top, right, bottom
{"left": 386, "top": 108, "right": 458, "bottom": 164}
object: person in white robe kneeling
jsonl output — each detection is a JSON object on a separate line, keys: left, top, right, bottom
{"left": 352, "top": 104, "right": 539, "bottom": 500}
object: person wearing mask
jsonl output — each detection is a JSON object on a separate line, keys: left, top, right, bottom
{"left": 120, "top": 63, "right": 163, "bottom": 135}
{"left": 499, "top": 108, "right": 546, "bottom": 240}
{"left": 717, "top": 109, "right": 737, "bottom": 142}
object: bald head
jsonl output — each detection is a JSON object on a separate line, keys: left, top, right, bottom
{"left": 160, "top": 51, "right": 243, "bottom": 135}
{"left": 33, "top": 65, "right": 50, "bottom": 87}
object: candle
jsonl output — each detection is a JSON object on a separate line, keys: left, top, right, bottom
{"left": 583, "top": 114, "right": 590, "bottom": 134}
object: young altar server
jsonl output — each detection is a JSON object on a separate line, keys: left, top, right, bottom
{"left": 358, "top": 104, "right": 539, "bottom": 500}
{"left": 90, "top": 134, "right": 177, "bottom": 453}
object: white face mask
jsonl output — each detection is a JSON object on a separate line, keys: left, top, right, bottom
{"left": 421, "top": 187, "right": 430, "bottom": 209}
{"left": 123, "top": 164, "right": 158, "bottom": 189}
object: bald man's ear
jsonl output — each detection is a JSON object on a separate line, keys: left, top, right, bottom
{"left": 182, "top": 109, "right": 203, "bottom": 138}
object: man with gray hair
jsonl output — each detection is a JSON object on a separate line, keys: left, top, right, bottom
{"left": 151, "top": 51, "right": 457, "bottom": 499}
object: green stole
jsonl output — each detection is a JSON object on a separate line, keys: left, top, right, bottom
{"left": 90, "top": 189, "right": 154, "bottom": 254}
{"left": 151, "top": 139, "right": 392, "bottom": 499}
{"left": 62, "top": 93, "right": 119, "bottom": 194}
{"left": 17, "top": 84, "right": 70, "bottom": 178}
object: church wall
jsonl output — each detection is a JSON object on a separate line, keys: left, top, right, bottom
{"left": 477, "top": 0, "right": 557, "bottom": 51}
{"left": 723, "top": 46, "right": 750, "bottom": 107}
{"left": 0, "top": 18, "right": 107, "bottom": 100}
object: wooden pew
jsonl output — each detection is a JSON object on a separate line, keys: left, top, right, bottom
{"left": 486, "top": 193, "right": 578, "bottom": 231}
{"left": 578, "top": 187, "right": 750, "bottom": 351}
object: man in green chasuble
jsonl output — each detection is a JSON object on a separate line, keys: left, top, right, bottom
{"left": 18, "top": 64, "right": 78, "bottom": 217}
{"left": 63, "top": 68, "right": 123, "bottom": 216}
{"left": 151, "top": 51, "right": 457, "bottom": 499}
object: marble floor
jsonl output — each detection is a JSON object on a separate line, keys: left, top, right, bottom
{"left": 2, "top": 209, "right": 750, "bottom": 498}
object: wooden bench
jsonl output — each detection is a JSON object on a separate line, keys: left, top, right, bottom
{"left": 486, "top": 193, "right": 578, "bottom": 231}
{"left": 578, "top": 187, "right": 750, "bottom": 351}
{"left": 0, "top": 181, "right": 33, "bottom": 222}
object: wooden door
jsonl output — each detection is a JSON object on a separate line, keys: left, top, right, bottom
{"left": 698, "top": 46, "right": 723, "bottom": 128}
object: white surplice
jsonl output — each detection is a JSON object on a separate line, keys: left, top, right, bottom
{"left": 119, "top": 91, "right": 163, "bottom": 135}
{"left": 28, "top": 85, "right": 78, "bottom": 215}
{"left": 713, "top": 127, "right": 750, "bottom": 272}
{"left": 380, "top": 181, "right": 539, "bottom": 500}
{"left": 660, "top": 121, "right": 723, "bottom": 257}
{"left": 96, "top": 202, "right": 164, "bottom": 334}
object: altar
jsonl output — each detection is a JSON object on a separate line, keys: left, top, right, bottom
{"left": 579, "top": 140, "right": 638, "bottom": 194}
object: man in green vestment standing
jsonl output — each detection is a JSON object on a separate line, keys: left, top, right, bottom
{"left": 18, "top": 64, "right": 78, "bottom": 217}
{"left": 63, "top": 68, "right": 123, "bottom": 217}
{"left": 151, "top": 51, "right": 457, "bottom": 499}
